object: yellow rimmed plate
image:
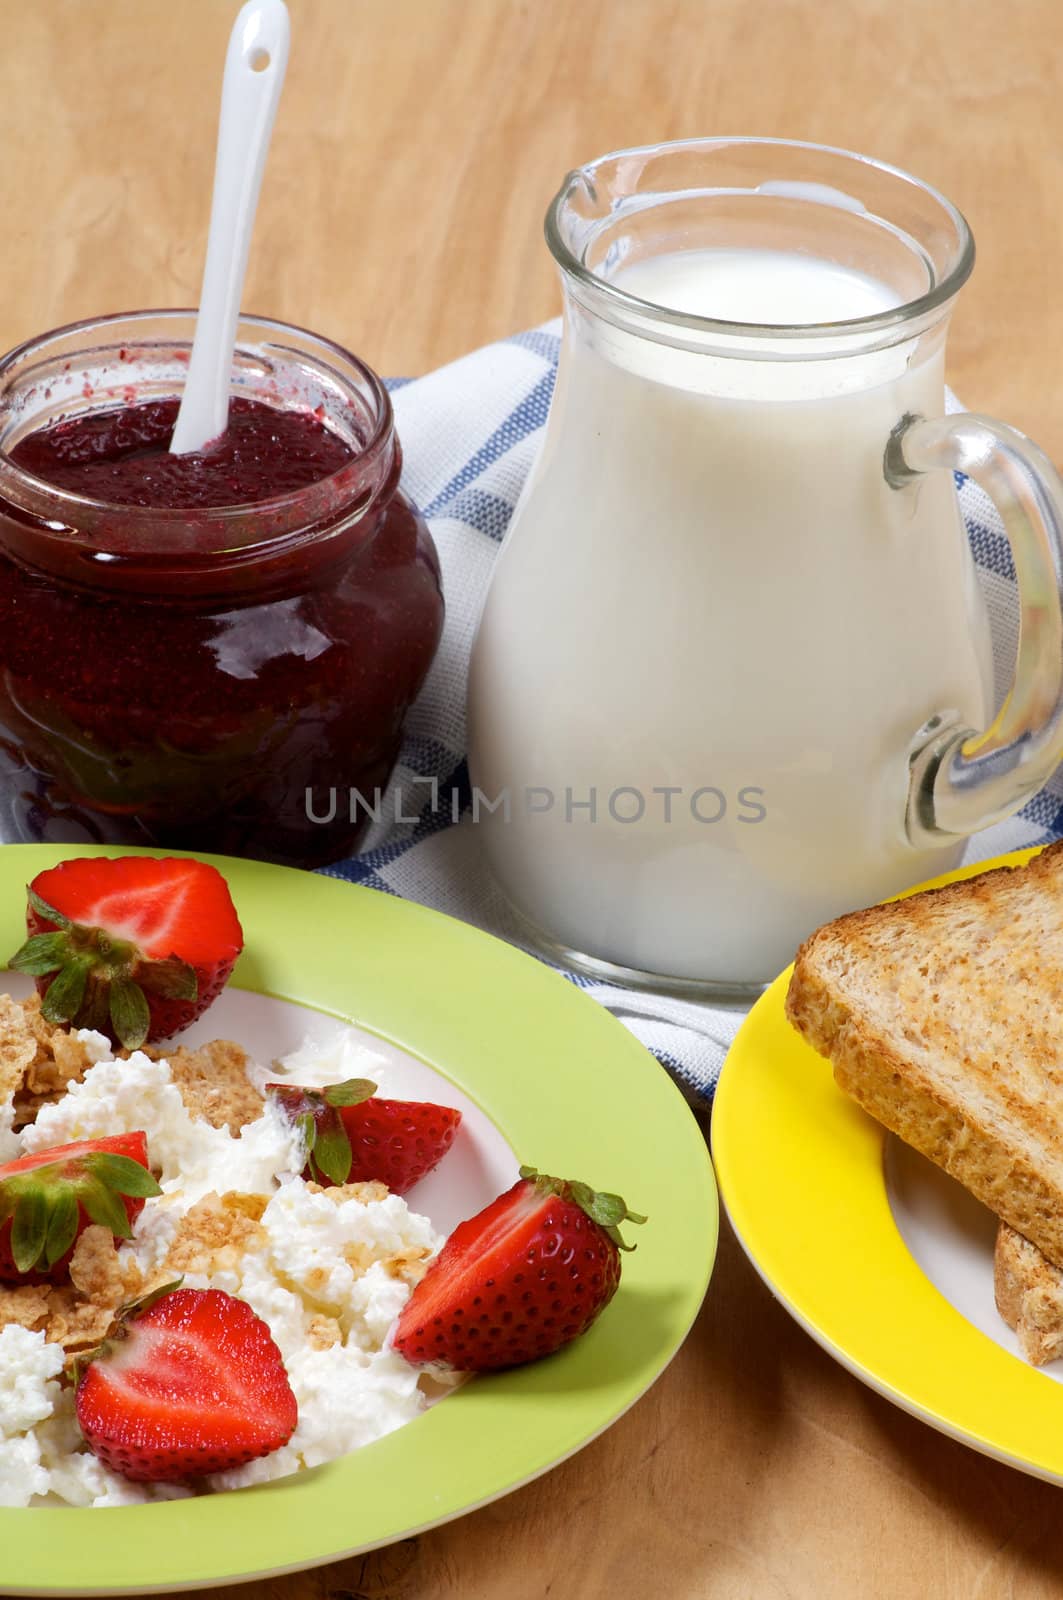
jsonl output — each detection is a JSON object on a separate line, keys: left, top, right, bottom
{"left": 711, "top": 846, "right": 1063, "bottom": 1482}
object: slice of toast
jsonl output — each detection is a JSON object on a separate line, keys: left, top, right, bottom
{"left": 785, "top": 842, "right": 1063, "bottom": 1269}
{"left": 995, "top": 1222, "right": 1063, "bottom": 1365}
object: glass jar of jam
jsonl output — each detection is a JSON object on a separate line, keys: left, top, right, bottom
{"left": 0, "top": 311, "right": 443, "bottom": 866}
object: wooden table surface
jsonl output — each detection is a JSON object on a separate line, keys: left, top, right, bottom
{"left": 5, "top": 2, "right": 1063, "bottom": 1596}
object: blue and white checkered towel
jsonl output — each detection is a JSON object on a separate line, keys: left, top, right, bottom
{"left": 321, "top": 322, "right": 1063, "bottom": 1107}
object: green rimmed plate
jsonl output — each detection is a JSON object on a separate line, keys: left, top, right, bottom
{"left": 0, "top": 844, "right": 716, "bottom": 1597}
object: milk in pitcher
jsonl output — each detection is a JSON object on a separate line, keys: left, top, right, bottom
{"left": 467, "top": 244, "right": 994, "bottom": 985}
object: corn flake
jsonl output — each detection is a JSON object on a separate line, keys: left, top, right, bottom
{"left": 145, "top": 1039, "right": 264, "bottom": 1133}
{"left": 163, "top": 1191, "right": 266, "bottom": 1278}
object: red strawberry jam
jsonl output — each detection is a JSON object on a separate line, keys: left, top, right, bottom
{"left": 0, "top": 313, "right": 443, "bottom": 866}
{"left": 10, "top": 396, "right": 357, "bottom": 509}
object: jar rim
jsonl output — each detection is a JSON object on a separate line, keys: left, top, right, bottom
{"left": 0, "top": 308, "right": 395, "bottom": 535}
{"left": 544, "top": 135, "right": 975, "bottom": 343}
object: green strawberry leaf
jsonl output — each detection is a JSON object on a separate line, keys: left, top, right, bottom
{"left": 116, "top": 1276, "right": 184, "bottom": 1323}
{"left": 44, "top": 1188, "right": 80, "bottom": 1268}
{"left": 82, "top": 1153, "right": 161, "bottom": 1199}
{"left": 519, "top": 1166, "right": 647, "bottom": 1253}
{"left": 79, "top": 1180, "right": 133, "bottom": 1239}
{"left": 26, "top": 886, "right": 72, "bottom": 930}
{"left": 322, "top": 1078, "right": 376, "bottom": 1108}
{"left": 294, "top": 1109, "right": 316, "bottom": 1153}
{"left": 80, "top": 980, "right": 112, "bottom": 1036}
{"left": 265, "top": 1085, "right": 360, "bottom": 1184}
{"left": 582, "top": 1188, "right": 647, "bottom": 1232}
{"left": 136, "top": 958, "right": 198, "bottom": 1002}
{"left": 312, "top": 1119, "right": 353, "bottom": 1185}
{"left": 41, "top": 958, "right": 92, "bottom": 1024}
{"left": 11, "top": 1188, "right": 49, "bottom": 1273}
{"left": 7, "top": 931, "right": 70, "bottom": 977}
{"left": 109, "top": 978, "right": 150, "bottom": 1050}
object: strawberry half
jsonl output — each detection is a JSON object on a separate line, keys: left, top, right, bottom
{"left": 392, "top": 1165, "right": 646, "bottom": 1371}
{"left": 0, "top": 1131, "right": 160, "bottom": 1284}
{"left": 266, "top": 1078, "right": 462, "bottom": 1193}
{"left": 75, "top": 1284, "right": 298, "bottom": 1483}
{"left": 7, "top": 855, "right": 244, "bottom": 1050}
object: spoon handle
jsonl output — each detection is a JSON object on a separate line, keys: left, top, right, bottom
{"left": 170, "top": 0, "right": 290, "bottom": 456}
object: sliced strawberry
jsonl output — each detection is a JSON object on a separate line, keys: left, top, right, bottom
{"left": 392, "top": 1165, "right": 646, "bottom": 1371}
{"left": 75, "top": 1285, "right": 298, "bottom": 1483}
{"left": 8, "top": 855, "right": 243, "bottom": 1049}
{"left": 0, "top": 1131, "right": 160, "bottom": 1284}
{"left": 267, "top": 1078, "right": 462, "bottom": 1193}
{"left": 338, "top": 1096, "right": 463, "bottom": 1192}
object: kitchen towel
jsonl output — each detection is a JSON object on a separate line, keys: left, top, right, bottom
{"left": 321, "top": 321, "right": 1061, "bottom": 1107}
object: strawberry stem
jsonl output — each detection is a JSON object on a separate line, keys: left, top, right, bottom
{"left": 266, "top": 1079, "right": 377, "bottom": 1186}
{"left": 0, "top": 1151, "right": 161, "bottom": 1273}
{"left": 518, "top": 1165, "right": 647, "bottom": 1252}
{"left": 7, "top": 904, "right": 197, "bottom": 1049}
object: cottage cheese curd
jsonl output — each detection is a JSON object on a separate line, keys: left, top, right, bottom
{"left": 0, "top": 1096, "right": 17, "bottom": 1163}
{"left": 0, "top": 1027, "right": 450, "bottom": 1508}
{"left": 22, "top": 1052, "right": 305, "bottom": 1202}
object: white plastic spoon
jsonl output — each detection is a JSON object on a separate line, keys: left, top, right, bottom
{"left": 170, "top": 0, "right": 290, "bottom": 456}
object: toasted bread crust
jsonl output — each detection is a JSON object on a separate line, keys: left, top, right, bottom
{"left": 786, "top": 842, "right": 1063, "bottom": 1269}
{"left": 995, "top": 1222, "right": 1063, "bottom": 1365}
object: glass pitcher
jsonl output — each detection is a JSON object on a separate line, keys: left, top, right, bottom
{"left": 467, "top": 137, "right": 1063, "bottom": 996}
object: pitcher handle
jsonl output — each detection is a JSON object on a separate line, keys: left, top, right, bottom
{"left": 886, "top": 412, "right": 1063, "bottom": 847}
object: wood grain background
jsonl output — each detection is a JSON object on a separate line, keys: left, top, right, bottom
{"left": 4, "top": 2, "right": 1063, "bottom": 1596}
{"left": 6, "top": 0, "right": 1063, "bottom": 456}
